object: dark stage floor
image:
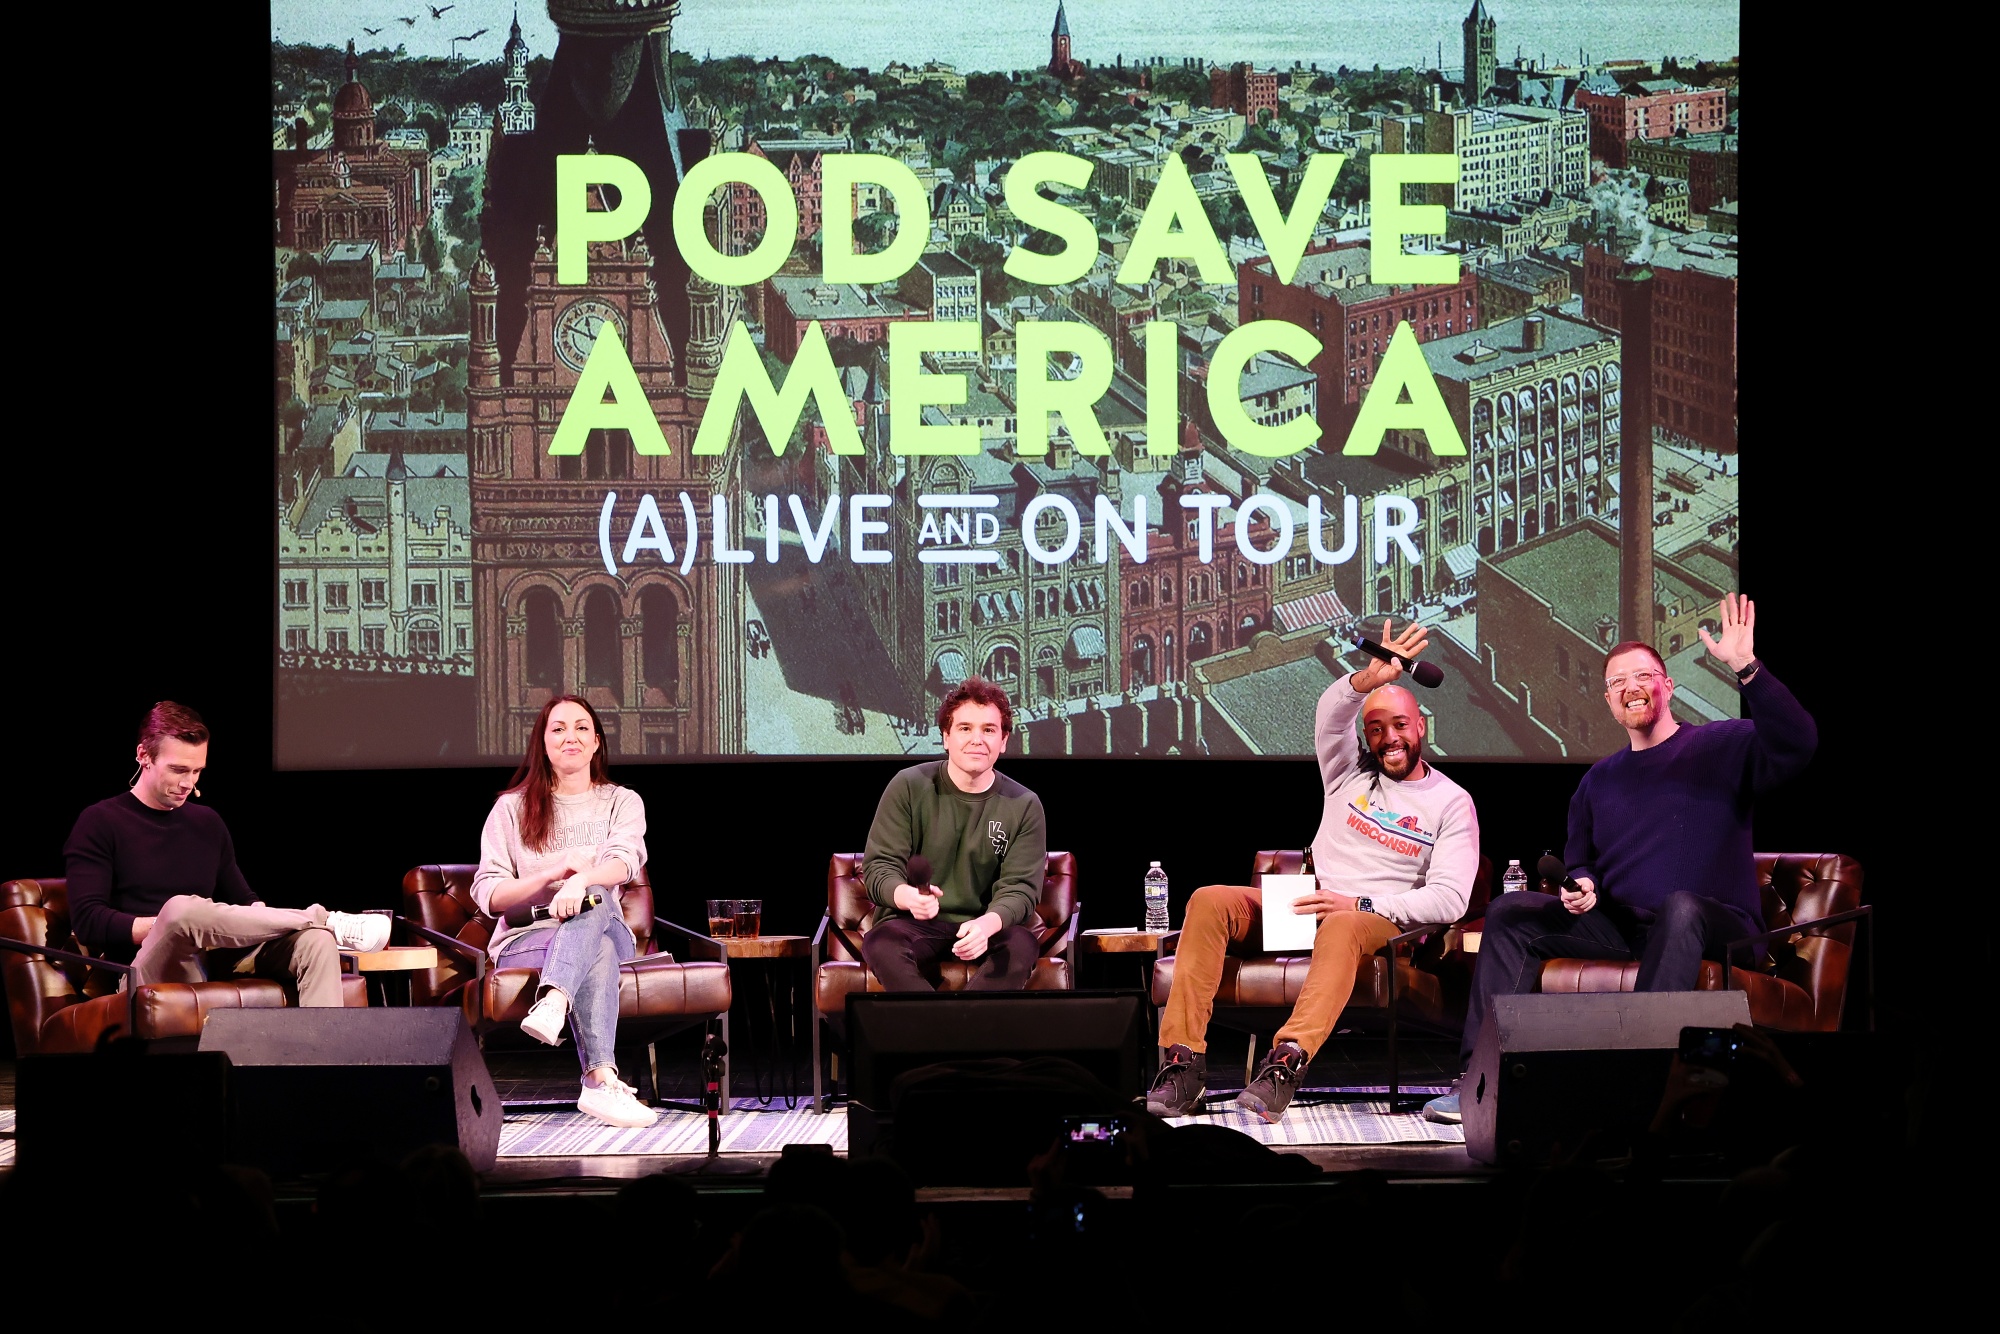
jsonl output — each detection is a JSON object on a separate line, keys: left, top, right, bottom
{"left": 0, "top": 1025, "right": 1938, "bottom": 1321}
{"left": 475, "top": 1029, "right": 1476, "bottom": 1183}
{"left": 0, "top": 1028, "right": 1477, "bottom": 1186}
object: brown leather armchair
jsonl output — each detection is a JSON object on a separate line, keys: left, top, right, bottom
{"left": 1147, "top": 851, "right": 1493, "bottom": 1106}
{"left": 809, "top": 850, "right": 1079, "bottom": 1112}
{"left": 399, "top": 863, "right": 732, "bottom": 1104}
{"left": 1532, "top": 851, "right": 1868, "bottom": 1030}
{"left": 1, "top": 876, "right": 368, "bottom": 1056}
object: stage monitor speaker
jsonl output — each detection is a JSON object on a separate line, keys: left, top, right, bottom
{"left": 843, "top": 991, "right": 1149, "bottom": 1181}
{"left": 845, "top": 990, "right": 1148, "bottom": 1110}
{"left": 1463, "top": 990, "right": 1751, "bottom": 1166}
{"left": 199, "top": 1008, "right": 501, "bottom": 1176}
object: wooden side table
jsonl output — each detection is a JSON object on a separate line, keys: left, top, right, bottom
{"left": 1078, "top": 929, "right": 1170, "bottom": 1040}
{"left": 1078, "top": 928, "right": 1170, "bottom": 957}
{"left": 712, "top": 935, "right": 811, "bottom": 961}
{"left": 709, "top": 935, "right": 812, "bottom": 1108}
{"left": 341, "top": 944, "right": 438, "bottom": 1007}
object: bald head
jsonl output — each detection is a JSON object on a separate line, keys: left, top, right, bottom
{"left": 1362, "top": 685, "right": 1427, "bottom": 781}
{"left": 1364, "top": 684, "right": 1420, "bottom": 719}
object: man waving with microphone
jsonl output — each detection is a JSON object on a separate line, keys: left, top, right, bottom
{"left": 1426, "top": 594, "right": 1818, "bottom": 1122}
{"left": 1147, "top": 620, "right": 1481, "bottom": 1123}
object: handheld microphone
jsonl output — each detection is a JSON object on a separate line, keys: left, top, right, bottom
{"left": 1537, "top": 855, "right": 1587, "bottom": 896}
{"left": 906, "top": 854, "right": 935, "bottom": 894}
{"left": 1352, "top": 636, "right": 1445, "bottom": 688}
{"left": 504, "top": 892, "right": 602, "bottom": 928}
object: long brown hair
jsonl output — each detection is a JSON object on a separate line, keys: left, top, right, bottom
{"left": 504, "top": 695, "right": 613, "bottom": 852}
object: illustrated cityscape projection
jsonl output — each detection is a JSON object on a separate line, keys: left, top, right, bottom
{"left": 272, "top": 1, "right": 1740, "bottom": 767}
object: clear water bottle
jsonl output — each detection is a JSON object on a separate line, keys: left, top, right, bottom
{"left": 1501, "top": 859, "right": 1528, "bottom": 893}
{"left": 1143, "top": 861, "right": 1171, "bottom": 931}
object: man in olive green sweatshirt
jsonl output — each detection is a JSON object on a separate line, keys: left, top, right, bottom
{"left": 860, "top": 676, "right": 1048, "bottom": 990}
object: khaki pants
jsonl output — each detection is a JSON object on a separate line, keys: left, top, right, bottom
{"left": 1158, "top": 884, "right": 1400, "bottom": 1059}
{"left": 129, "top": 895, "right": 344, "bottom": 1008}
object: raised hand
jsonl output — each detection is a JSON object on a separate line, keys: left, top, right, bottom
{"left": 1697, "top": 593, "right": 1756, "bottom": 673}
{"left": 1352, "top": 618, "right": 1430, "bottom": 692}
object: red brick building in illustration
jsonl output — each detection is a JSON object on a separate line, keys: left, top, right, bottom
{"left": 1575, "top": 79, "right": 1727, "bottom": 167}
{"left": 273, "top": 42, "right": 429, "bottom": 258}
{"left": 466, "top": 215, "right": 741, "bottom": 758}
{"left": 1117, "top": 429, "right": 1277, "bottom": 691}
{"left": 1049, "top": 2, "right": 1085, "bottom": 80}
{"left": 1583, "top": 230, "right": 1738, "bottom": 454}
{"left": 729, "top": 137, "right": 842, "bottom": 255}
{"left": 1238, "top": 242, "right": 1482, "bottom": 449}
{"left": 1210, "top": 62, "right": 1279, "bottom": 125}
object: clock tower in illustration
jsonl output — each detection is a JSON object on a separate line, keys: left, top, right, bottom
{"left": 467, "top": 215, "right": 744, "bottom": 760}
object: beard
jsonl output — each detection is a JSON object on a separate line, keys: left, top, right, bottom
{"left": 1615, "top": 691, "right": 1663, "bottom": 730}
{"left": 1356, "top": 735, "right": 1423, "bottom": 781}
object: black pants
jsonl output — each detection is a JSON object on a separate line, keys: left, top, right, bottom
{"left": 861, "top": 916, "right": 1040, "bottom": 991}
{"left": 1459, "top": 889, "right": 1754, "bottom": 1068}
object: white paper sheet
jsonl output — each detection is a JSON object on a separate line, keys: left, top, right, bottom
{"left": 1258, "top": 874, "right": 1321, "bottom": 952}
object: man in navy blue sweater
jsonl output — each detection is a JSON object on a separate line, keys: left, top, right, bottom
{"left": 1427, "top": 595, "right": 1817, "bottom": 1122}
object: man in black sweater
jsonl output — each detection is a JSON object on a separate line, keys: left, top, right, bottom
{"left": 64, "top": 701, "right": 389, "bottom": 1005}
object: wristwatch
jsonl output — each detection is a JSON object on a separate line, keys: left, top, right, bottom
{"left": 1355, "top": 896, "right": 1375, "bottom": 915}
{"left": 1734, "top": 658, "right": 1759, "bottom": 683}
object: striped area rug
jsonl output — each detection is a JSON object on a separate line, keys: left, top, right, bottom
{"left": 500, "top": 1098, "right": 847, "bottom": 1157}
{"left": 495, "top": 1088, "right": 1462, "bottom": 1158}
{"left": 0, "top": 1097, "right": 1460, "bottom": 1169}
{"left": 1166, "top": 1090, "right": 1464, "bottom": 1145}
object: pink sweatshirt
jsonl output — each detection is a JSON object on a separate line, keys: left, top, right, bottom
{"left": 471, "top": 783, "right": 648, "bottom": 956}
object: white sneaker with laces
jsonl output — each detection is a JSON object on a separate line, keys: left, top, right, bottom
{"left": 578, "top": 1078, "right": 658, "bottom": 1128}
{"left": 326, "top": 910, "right": 391, "bottom": 953}
{"left": 519, "top": 991, "right": 570, "bottom": 1046}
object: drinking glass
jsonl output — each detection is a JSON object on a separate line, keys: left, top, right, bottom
{"left": 706, "top": 898, "right": 736, "bottom": 938}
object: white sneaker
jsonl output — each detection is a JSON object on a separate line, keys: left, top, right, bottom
{"left": 519, "top": 991, "right": 569, "bottom": 1046}
{"left": 326, "top": 910, "right": 391, "bottom": 952}
{"left": 578, "top": 1078, "right": 658, "bottom": 1128}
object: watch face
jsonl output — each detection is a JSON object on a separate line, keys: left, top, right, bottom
{"left": 554, "top": 298, "right": 624, "bottom": 373}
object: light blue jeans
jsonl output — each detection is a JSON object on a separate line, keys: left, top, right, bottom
{"left": 494, "top": 904, "right": 636, "bottom": 1076}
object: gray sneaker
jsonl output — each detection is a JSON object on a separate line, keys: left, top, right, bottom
{"left": 1423, "top": 1078, "right": 1462, "bottom": 1123}
{"left": 1236, "top": 1041, "right": 1308, "bottom": 1123}
{"left": 1145, "top": 1044, "right": 1208, "bottom": 1117}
